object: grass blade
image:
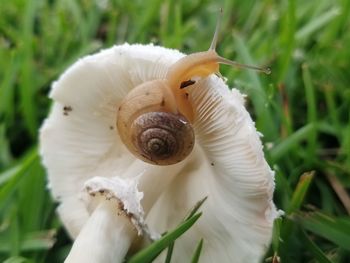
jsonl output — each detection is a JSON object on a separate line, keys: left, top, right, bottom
{"left": 185, "top": 196, "right": 207, "bottom": 220}
{"left": 190, "top": 239, "right": 204, "bottom": 263}
{"left": 233, "top": 31, "right": 276, "bottom": 137}
{"left": 164, "top": 196, "right": 207, "bottom": 262}
{"left": 19, "top": 0, "right": 40, "bottom": 137}
{"left": 270, "top": 123, "right": 317, "bottom": 162}
{"left": 149, "top": 197, "right": 208, "bottom": 263}
{"left": 302, "top": 64, "right": 318, "bottom": 158}
{"left": 277, "top": 0, "right": 296, "bottom": 83}
{"left": 296, "top": 7, "right": 340, "bottom": 40}
{"left": 300, "top": 229, "right": 333, "bottom": 263}
{"left": 0, "top": 230, "right": 56, "bottom": 253}
{"left": 3, "top": 257, "right": 31, "bottom": 263}
{"left": 128, "top": 213, "right": 202, "bottom": 263}
{"left": 0, "top": 149, "right": 38, "bottom": 202}
{"left": 272, "top": 218, "right": 282, "bottom": 253}
{"left": 294, "top": 211, "right": 350, "bottom": 250}
{"left": 287, "top": 171, "right": 314, "bottom": 214}
{"left": 164, "top": 242, "right": 174, "bottom": 263}
{"left": 281, "top": 171, "right": 314, "bottom": 244}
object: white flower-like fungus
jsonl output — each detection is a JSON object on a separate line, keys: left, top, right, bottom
{"left": 40, "top": 43, "right": 279, "bottom": 263}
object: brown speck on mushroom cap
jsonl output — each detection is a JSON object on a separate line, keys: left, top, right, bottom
{"left": 63, "top": 105, "right": 73, "bottom": 116}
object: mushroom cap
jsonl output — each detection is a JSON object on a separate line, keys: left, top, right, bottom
{"left": 40, "top": 43, "right": 279, "bottom": 263}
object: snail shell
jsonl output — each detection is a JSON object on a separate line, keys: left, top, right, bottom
{"left": 117, "top": 80, "right": 195, "bottom": 165}
{"left": 129, "top": 112, "right": 194, "bottom": 165}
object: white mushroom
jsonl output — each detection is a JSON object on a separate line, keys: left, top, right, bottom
{"left": 40, "top": 36, "right": 279, "bottom": 262}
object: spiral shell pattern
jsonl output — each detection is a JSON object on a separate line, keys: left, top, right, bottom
{"left": 130, "top": 112, "right": 194, "bottom": 165}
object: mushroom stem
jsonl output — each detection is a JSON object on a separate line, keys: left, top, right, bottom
{"left": 65, "top": 201, "right": 135, "bottom": 263}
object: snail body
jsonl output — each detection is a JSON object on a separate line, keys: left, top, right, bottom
{"left": 116, "top": 14, "right": 269, "bottom": 166}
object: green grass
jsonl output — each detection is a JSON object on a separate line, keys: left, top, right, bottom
{"left": 1, "top": 0, "right": 350, "bottom": 262}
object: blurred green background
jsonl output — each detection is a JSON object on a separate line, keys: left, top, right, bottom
{"left": 1, "top": 0, "right": 350, "bottom": 262}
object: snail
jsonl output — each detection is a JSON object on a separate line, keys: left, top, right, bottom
{"left": 116, "top": 13, "right": 269, "bottom": 165}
